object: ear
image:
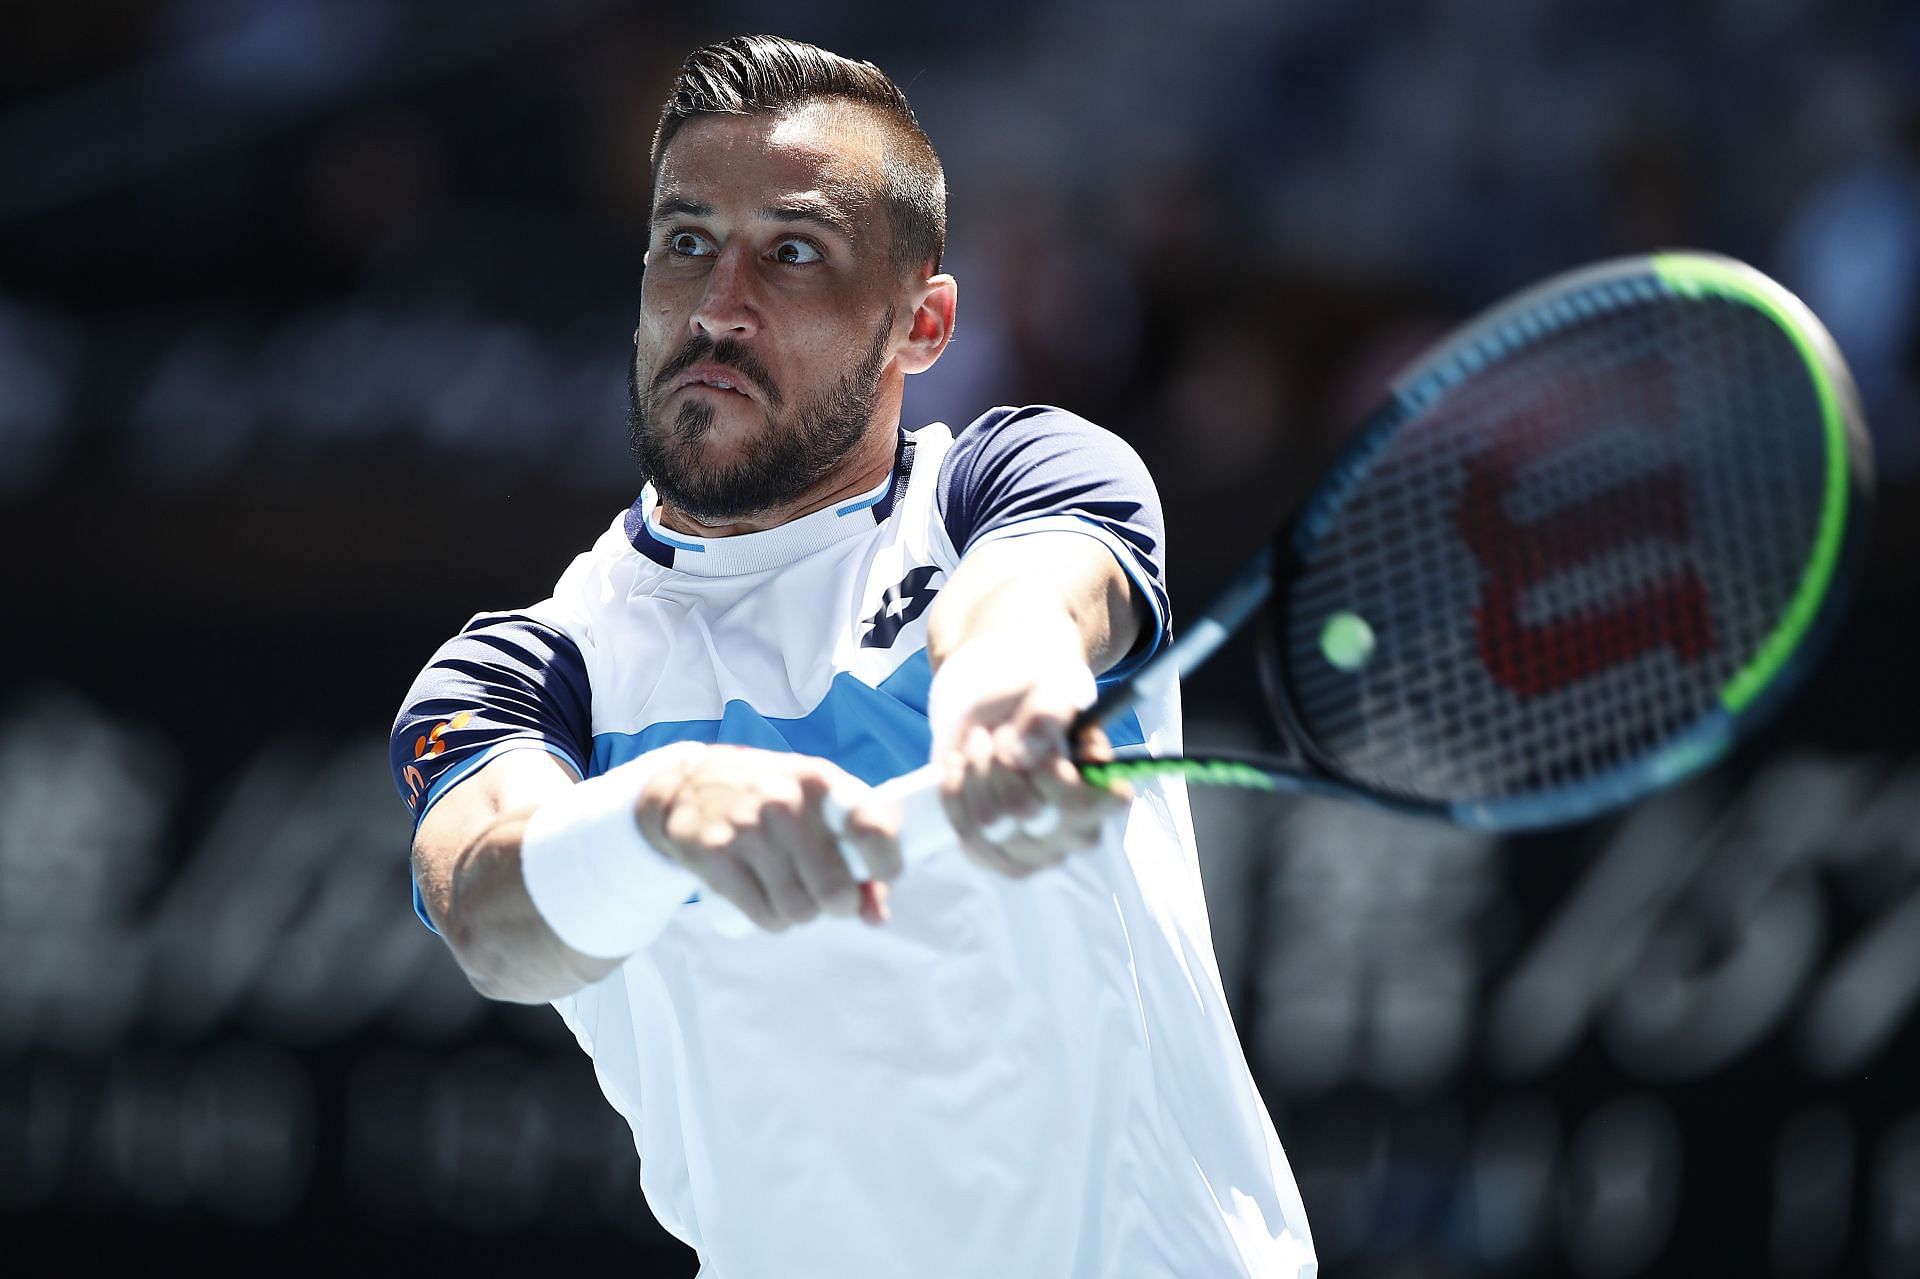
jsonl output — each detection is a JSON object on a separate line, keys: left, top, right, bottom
{"left": 894, "top": 273, "right": 958, "bottom": 376}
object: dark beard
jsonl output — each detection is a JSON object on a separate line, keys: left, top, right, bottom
{"left": 627, "top": 306, "right": 896, "bottom": 523}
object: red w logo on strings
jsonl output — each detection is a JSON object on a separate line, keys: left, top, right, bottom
{"left": 1456, "top": 357, "right": 1714, "bottom": 697}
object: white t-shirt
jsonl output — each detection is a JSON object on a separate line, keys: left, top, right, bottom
{"left": 392, "top": 407, "right": 1315, "bottom": 1277}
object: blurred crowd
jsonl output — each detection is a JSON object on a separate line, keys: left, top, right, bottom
{"left": 2, "top": 0, "right": 1914, "bottom": 606}
{"left": 5, "top": 3, "right": 1919, "bottom": 1274}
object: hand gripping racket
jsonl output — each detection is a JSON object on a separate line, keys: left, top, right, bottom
{"left": 717, "top": 251, "right": 1874, "bottom": 931}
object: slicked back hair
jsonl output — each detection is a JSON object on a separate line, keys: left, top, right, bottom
{"left": 649, "top": 35, "right": 946, "bottom": 279}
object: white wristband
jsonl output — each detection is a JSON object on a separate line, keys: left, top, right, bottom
{"left": 926, "top": 633, "right": 1097, "bottom": 759}
{"left": 521, "top": 753, "right": 699, "bottom": 959}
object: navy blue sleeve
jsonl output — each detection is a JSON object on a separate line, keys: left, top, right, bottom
{"left": 390, "top": 612, "right": 593, "bottom": 830}
{"left": 937, "top": 405, "right": 1172, "bottom": 671}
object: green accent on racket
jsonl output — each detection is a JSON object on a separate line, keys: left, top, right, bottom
{"left": 1078, "top": 758, "right": 1278, "bottom": 791}
{"left": 1652, "top": 253, "right": 1853, "bottom": 714}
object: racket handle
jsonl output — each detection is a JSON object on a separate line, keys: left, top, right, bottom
{"left": 828, "top": 763, "right": 951, "bottom": 868}
{"left": 708, "top": 764, "right": 951, "bottom": 937}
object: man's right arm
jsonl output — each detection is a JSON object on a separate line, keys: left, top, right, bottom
{"left": 412, "top": 748, "right": 623, "bottom": 1004}
{"left": 414, "top": 741, "right": 905, "bottom": 1005}
{"left": 396, "top": 605, "right": 902, "bottom": 1002}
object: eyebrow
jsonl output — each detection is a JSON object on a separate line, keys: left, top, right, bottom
{"left": 650, "top": 194, "right": 857, "bottom": 241}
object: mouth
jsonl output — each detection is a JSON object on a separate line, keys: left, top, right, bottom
{"left": 676, "top": 364, "right": 757, "bottom": 400}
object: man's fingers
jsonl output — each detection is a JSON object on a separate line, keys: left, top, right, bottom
{"left": 738, "top": 836, "right": 819, "bottom": 926}
{"left": 959, "top": 830, "right": 1039, "bottom": 878}
{"left": 1032, "top": 751, "right": 1130, "bottom": 815}
{"left": 937, "top": 746, "right": 974, "bottom": 849}
{"left": 996, "top": 709, "right": 1124, "bottom": 820}
{"left": 939, "top": 735, "right": 1019, "bottom": 875}
{"left": 1072, "top": 723, "right": 1135, "bottom": 804}
{"left": 959, "top": 725, "right": 1043, "bottom": 827}
{"left": 805, "top": 762, "right": 902, "bottom": 888}
{"left": 929, "top": 717, "right": 1120, "bottom": 876}
{"left": 769, "top": 804, "right": 858, "bottom": 917}
{"left": 697, "top": 852, "right": 783, "bottom": 932}
{"left": 1019, "top": 805, "right": 1062, "bottom": 838}
{"left": 656, "top": 798, "right": 786, "bottom": 931}
{"left": 989, "top": 724, "right": 1051, "bottom": 813}
{"left": 838, "top": 805, "right": 904, "bottom": 882}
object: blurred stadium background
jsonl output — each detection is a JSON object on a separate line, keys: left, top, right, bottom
{"left": 3, "top": 1, "right": 1918, "bottom": 1274}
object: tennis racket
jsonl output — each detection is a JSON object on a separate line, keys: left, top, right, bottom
{"left": 869, "top": 251, "right": 1872, "bottom": 849}
{"left": 708, "top": 251, "right": 1873, "bottom": 931}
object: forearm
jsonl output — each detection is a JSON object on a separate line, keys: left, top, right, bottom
{"left": 928, "top": 535, "right": 1144, "bottom": 675}
{"left": 417, "top": 746, "right": 706, "bottom": 1004}
{"left": 916, "top": 532, "right": 1141, "bottom": 876}
{"left": 436, "top": 808, "right": 624, "bottom": 1004}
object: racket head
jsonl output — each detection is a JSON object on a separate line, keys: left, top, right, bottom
{"left": 1264, "top": 252, "right": 1874, "bottom": 831}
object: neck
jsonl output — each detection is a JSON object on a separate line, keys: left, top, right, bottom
{"left": 655, "top": 418, "right": 900, "bottom": 538}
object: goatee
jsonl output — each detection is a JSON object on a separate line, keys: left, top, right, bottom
{"left": 628, "top": 307, "right": 896, "bottom": 522}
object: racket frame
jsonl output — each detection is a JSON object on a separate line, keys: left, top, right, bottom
{"left": 1074, "top": 252, "right": 1873, "bottom": 832}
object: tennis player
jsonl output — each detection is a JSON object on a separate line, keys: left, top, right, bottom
{"left": 391, "top": 34, "right": 1314, "bottom": 1277}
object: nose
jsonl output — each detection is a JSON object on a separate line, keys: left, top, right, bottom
{"left": 690, "top": 245, "right": 759, "bottom": 341}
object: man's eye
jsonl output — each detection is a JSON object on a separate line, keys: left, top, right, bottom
{"left": 669, "top": 231, "right": 715, "bottom": 257}
{"left": 771, "top": 239, "right": 823, "bottom": 265}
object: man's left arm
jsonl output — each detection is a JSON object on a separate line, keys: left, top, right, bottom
{"left": 919, "top": 530, "right": 1149, "bottom": 877}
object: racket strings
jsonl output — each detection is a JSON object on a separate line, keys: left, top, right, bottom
{"left": 1280, "top": 291, "right": 1826, "bottom": 804}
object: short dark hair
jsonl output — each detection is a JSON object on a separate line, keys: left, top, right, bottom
{"left": 649, "top": 35, "right": 946, "bottom": 278}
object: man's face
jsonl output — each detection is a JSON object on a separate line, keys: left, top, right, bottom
{"left": 629, "top": 104, "right": 908, "bottom": 522}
